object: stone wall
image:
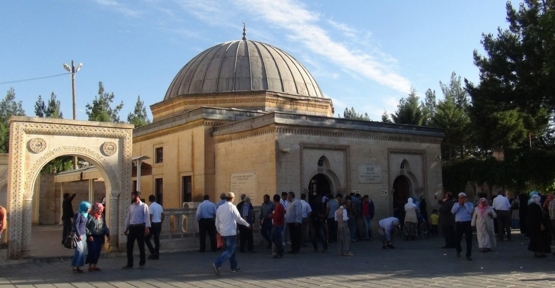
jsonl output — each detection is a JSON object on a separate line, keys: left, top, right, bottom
{"left": 37, "top": 173, "right": 106, "bottom": 225}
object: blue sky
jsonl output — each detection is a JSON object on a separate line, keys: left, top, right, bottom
{"left": 0, "top": 0, "right": 512, "bottom": 121}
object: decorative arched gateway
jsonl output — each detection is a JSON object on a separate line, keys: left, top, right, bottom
{"left": 6, "top": 117, "right": 133, "bottom": 260}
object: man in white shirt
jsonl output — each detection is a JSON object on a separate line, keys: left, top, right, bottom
{"left": 335, "top": 200, "right": 353, "bottom": 256}
{"left": 280, "top": 192, "right": 290, "bottom": 245}
{"left": 492, "top": 190, "right": 512, "bottom": 241}
{"left": 145, "top": 195, "right": 164, "bottom": 259}
{"left": 300, "top": 193, "right": 312, "bottom": 245}
{"left": 123, "top": 191, "right": 151, "bottom": 269}
{"left": 285, "top": 192, "right": 303, "bottom": 254}
{"left": 378, "top": 217, "right": 400, "bottom": 249}
{"left": 212, "top": 192, "right": 250, "bottom": 276}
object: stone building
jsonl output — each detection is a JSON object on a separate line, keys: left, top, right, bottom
{"left": 131, "top": 33, "right": 444, "bottom": 220}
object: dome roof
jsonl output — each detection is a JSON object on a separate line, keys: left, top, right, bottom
{"left": 164, "top": 39, "right": 324, "bottom": 100}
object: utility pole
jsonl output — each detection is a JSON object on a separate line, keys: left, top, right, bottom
{"left": 63, "top": 60, "right": 82, "bottom": 169}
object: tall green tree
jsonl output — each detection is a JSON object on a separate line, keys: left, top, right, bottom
{"left": 466, "top": 0, "right": 554, "bottom": 151}
{"left": 35, "top": 93, "right": 71, "bottom": 173}
{"left": 127, "top": 96, "right": 151, "bottom": 127}
{"left": 432, "top": 73, "right": 472, "bottom": 160}
{"left": 422, "top": 89, "right": 437, "bottom": 126}
{"left": 85, "top": 82, "right": 123, "bottom": 123}
{"left": 35, "top": 92, "right": 63, "bottom": 118}
{"left": 342, "top": 107, "right": 371, "bottom": 121}
{"left": 0, "top": 88, "right": 26, "bottom": 152}
{"left": 390, "top": 88, "right": 426, "bottom": 125}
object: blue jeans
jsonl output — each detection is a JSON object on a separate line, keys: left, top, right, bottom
{"left": 261, "top": 219, "right": 273, "bottom": 245}
{"left": 348, "top": 218, "right": 357, "bottom": 240}
{"left": 362, "top": 215, "right": 372, "bottom": 239}
{"left": 214, "top": 235, "right": 237, "bottom": 269}
{"left": 272, "top": 226, "right": 284, "bottom": 256}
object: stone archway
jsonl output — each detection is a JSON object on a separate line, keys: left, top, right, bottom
{"left": 6, "top": 117, "right": 133, "bottom": 260}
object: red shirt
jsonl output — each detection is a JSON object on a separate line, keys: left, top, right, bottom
{"left": 362, "top": 202, "right": 370, "bottom": 216}
{"left": 271, "top": 202, "right": 285, "bottom": 227}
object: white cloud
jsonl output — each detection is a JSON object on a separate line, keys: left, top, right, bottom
{"left": 93, "top": 0, "right": 143, "bottom": 17}
{"left": 238, "top": 0, "right": 412, "bottom": 94}
{"left": 327, "top": 19, "right": 357, "bottom": 38}
{"left": 92, "top": 0, "right": 412, "bottom": 95}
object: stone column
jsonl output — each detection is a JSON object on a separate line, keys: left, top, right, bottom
{"left": 108, "top": 194, "right": 120, "bottom": 252}
{"left": 7, "top": 198, "right": 22, "bottom": 260}
{"left": 21, "top": 197, "right": 33, "bottom": 257}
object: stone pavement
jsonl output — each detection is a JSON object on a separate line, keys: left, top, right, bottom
{"left": 1, "top": 230, "right": 555, "bottom": 287}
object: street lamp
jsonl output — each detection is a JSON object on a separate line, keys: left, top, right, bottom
{"left": 63, "top": 60, "right": 82, "bottom": 170}
{"left": 63, "top": 60, "right": 82, "bottom": 120}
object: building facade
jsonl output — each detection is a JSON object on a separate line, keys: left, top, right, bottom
{"left": 132, "top": 36, "right": 444, "bottom": 221}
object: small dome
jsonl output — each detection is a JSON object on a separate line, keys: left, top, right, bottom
{"left": 164, "top": 39, "right": 324, "bottom": 100}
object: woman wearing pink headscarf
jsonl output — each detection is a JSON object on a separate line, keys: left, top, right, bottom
{"left": 85, "top": 203, "right": 110, "bottom": 271}
{"left": 471, "top": 198, "right": 496, "bottom": 252}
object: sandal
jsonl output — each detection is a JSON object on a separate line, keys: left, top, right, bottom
{"left": 73, "top": 268, "right": 84, "bottom": 273}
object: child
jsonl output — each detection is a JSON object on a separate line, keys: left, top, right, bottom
{"left": 430, "top": 209, "right": 439, "bottom": 236}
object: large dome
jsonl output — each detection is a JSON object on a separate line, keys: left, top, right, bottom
{"left": 164, "top": 39, "right": 324, "bottom": 100}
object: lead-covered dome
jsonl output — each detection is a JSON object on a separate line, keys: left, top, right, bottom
{"left": 164, "top": 39, "right": 324, "bottom": 100}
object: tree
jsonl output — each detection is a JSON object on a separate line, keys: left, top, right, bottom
{"left": 0, "top": 88, "right": 26, "bottom": 152}
{"left": 432, "top": 72, "right": 472, "bottom": 161}
{"left": 381, "top": 111, "right": 393, "bottom": 123}
{"left": 35, "top": 93, "right": 71, "bottom": 173}
{"left": 342, "top": 107, "right": 371, "bottom": 121}
{"left": 127, "top": 96, "right": 151, "bottom": 127}
{"left": 422, "top": 89, "right": 436, "bottom": 126}
{"left": 35, "top": 92, "right": 63, "bottom": 118}
{"left": 390, "top": 88, "right": 426, "bottom": 125}
{"left": 466, "top": 0, "right": 554, "bottom": 151}
{"left": 85, "top": 82, "right": 123, "bottom": 123}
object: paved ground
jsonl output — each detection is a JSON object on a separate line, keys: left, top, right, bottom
{"left": 1, "top": 227, "right": 555, "bottom": 287}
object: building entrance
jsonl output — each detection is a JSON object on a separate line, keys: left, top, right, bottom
{"left": 308, "top": 174, "right": 331, "bottom": 203}
{"left": 392, "top": 175, "right": 411, "bottom": 224}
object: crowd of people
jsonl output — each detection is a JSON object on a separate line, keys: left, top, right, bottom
{"left": 43, "top": 187, "right": 555, "bottom": 275}
{"left": 64, "top": 191, "right": 164, "bottom": 273}
{"left": 435, "top": 189, "right": 554, "bottom": 261}
{"left": 210, "top": 191, "right": 381, "bottom": 275}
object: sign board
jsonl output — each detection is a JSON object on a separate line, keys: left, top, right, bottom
{"left": 358, "top": 164, "right": 382, "bottom": 183}
{"left": 230, "top": 171, "right": 257, "bottom": 203}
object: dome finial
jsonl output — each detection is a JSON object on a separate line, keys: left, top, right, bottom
{"left": 242, "top": 22, "right": 247, "bottom": 40}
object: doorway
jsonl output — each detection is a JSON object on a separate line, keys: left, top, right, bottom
{"left": 392, "top": 175, "right": 411, "bottom": 224}
{"left": 308, "top": 174, "right": 331, "bottom": 203}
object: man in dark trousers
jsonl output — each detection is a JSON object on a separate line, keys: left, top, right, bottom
{"left": 146, "top": 195, "right": 164, "bottom": 259}
{"left": 61, "top": 192, "right": 76, "bottom": 245}
{"left": 123, "top": 191, "right": 151, "bottom": 269}
{"left": 196, "top": 194, "right": 217, "bottom": 252}
{"left": 438, "top": 192, "right": 455, "bottom": 249}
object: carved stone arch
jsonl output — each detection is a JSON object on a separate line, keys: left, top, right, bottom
{"left": 23, "top": 146, "right": 119, "bottom": 199}
{"left": 6, "top": 117, "right": 133, "bottom": 260}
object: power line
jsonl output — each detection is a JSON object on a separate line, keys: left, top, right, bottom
{"left": 0, "top": 73, "right": 69, "bottom": 84}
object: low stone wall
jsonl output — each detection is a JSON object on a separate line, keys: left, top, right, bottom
{"left": 156, "top": 207, "right": 263, "bottom": 253}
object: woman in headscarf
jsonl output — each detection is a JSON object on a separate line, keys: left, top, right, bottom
{"left": 404, "top": 198, "right": 419, "bottom": 240}
{"left": 471, "top": 198, "right": 496, "bottom": 252}
{"left": 526, "top": 194, "right": 551, "bottom": 257}
{"left": 71, "top": 201, "right": 91, "bottom": 273}
{"left": 85, "top": 203, "right": 110, "bottom": 271}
